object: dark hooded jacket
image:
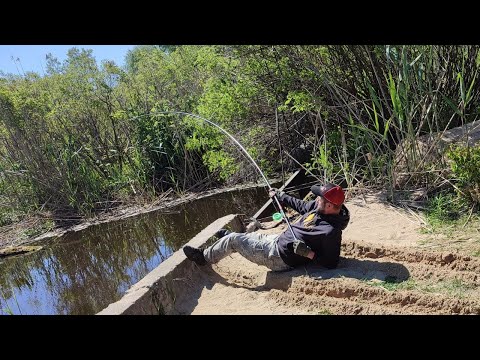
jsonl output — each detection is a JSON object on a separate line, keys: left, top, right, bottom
{"left": 276, "top": 193, "right": 350, "bottom": 269}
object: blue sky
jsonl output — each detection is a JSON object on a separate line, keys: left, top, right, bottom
{"left": 0, "top": 45, "right": 136, "bottom": 75}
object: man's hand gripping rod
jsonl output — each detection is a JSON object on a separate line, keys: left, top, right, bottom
{"left": 269, "top": 188, "right": 298, "bottom": 242}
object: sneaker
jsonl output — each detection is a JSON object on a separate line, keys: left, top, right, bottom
{"left": 183, "top": 245, "right": 207, "bottom": 266}
{"left": 214, "top": 228, "right": 232, "bottom": 238}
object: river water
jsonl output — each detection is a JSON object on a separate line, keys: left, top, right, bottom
{"left": 0, "top": 186, "right": 271, "bottom": 315}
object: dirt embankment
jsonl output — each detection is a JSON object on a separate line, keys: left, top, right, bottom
{"left": 185, "top": 194, "right": 480, "bottom": 315}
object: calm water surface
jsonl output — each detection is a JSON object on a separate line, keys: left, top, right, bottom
{"left": 0, "top": 186, "right": 270, "bottom": 315}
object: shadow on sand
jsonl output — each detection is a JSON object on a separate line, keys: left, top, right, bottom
{"left": 261, "top": 256, "right": 410, "bottom": 291}
{"left": 175, "top": 256, "right": 410, "bottom": 314}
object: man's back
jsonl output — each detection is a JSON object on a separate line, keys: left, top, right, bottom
{"left": 275, "top": 192, "right": 350, "bottom": 268}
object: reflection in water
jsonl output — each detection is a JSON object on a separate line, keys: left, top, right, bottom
{"left": 0, "top": 186, "right": 270, "bottom": 314}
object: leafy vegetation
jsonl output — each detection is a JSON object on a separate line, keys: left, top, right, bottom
{"left": 425, "top": 192, "right": 464, "bottom": 225}
{"left": 1, "top": 45, "right": 480, "bottom": 230}
{"left": 446, "top": 144, "right": 480, "bottom": 207}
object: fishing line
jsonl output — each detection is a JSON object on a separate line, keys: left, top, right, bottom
{"left": 127, "top": 111, "right": 299, "bottom": 241}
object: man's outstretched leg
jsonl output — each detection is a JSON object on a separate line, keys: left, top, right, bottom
{"left": 183, "top": 232, "right": 292, "bottom": 271}
{"left": 182, "top": 228, "right": 232, "bottom": 266}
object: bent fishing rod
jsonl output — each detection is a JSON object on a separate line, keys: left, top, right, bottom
{"left": 130, "top": 110, "right": 298, "bottom": 242}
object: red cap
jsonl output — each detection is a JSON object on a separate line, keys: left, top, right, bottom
{"left": 311, "top": 183, "right": 345, "bottom": 206}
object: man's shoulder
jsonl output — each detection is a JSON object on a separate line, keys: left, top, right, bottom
{"left": 317, "top": 217, "right": 341, "bottom": 232}
{"left": 317, "top": 218, "right": 335, "bottom": 229}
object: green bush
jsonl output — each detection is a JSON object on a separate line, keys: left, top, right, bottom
{"left": 425, "top": 191, "right": 463, "bottom": 225}
{"left": 446, "top": 144, "right": 480, "bottom": 206}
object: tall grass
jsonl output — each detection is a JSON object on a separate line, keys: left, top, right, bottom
{"left": 262, "top": 45, "right": 480, "bottom": 196}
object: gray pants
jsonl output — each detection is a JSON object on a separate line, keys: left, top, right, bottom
{"left": 203, "top": 232, "right": 293, "bottom": 272}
